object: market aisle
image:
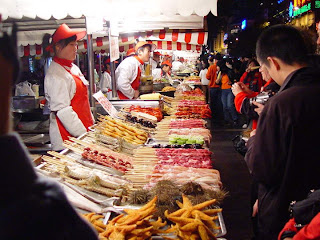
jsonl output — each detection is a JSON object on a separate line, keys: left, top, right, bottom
{"left": 209, "top": 123, "right": 254, "bottom": 240}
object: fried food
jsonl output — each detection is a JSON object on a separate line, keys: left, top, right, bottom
{"left": 82, "top": 213, "right": 107, "bottom": 233}
{"left": 164, "top": 195, "right": 222, "bottom": 240}
{"left": 98, "top": 115, "right": 148, "bottom": 145}
{"left": 100, "top": 196, "right": 167, "bottom": 240}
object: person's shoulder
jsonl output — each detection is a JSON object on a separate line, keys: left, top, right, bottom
{"left": 46, "top": 61, "right": 63, "bottom": 73}
{"left": 45, "top": 62, "right": 67, "bottom": 80}
{"left": 119, "top": 56, "right": 139, "bottom": 67}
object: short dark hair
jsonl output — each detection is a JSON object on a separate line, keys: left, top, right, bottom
{"left": 56, "top": 35, "right": 77, "bottom": 50}
{"left": 256, "top": 25, "right": 309, "bottom": 66}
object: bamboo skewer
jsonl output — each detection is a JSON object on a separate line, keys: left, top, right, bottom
{"left": 47, "top": 151, "right": 77, "bottom": 162}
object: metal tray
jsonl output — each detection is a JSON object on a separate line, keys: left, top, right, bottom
{"left": 103, "top": 206, "right": 226, "bottom": 238}
{"left": 96, "top": 100, "right": 160, "bottom": 113}
{"left": 60, "top": 132, "right": 124, "bottom": 176}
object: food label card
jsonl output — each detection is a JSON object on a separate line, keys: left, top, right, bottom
{"left": 93, "top": 91, "right": 118, "bottom": 118}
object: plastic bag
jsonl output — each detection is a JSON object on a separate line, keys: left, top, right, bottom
{"left": 15, "top": 81, "right": 35, "bottom": 96}
{"left": 175, "top": 83, "right": 192, "bottom": 93}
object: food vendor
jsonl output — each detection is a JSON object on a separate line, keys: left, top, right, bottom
{"left": 152, "top": 60, "right": 173, "bottom": 84}
{"left": 115, "top": 41, "right": 156, "bottom": 99}
{"left": 44, "top": 23, "right": 94, "bottom": 151}
{"left": 99, "top": 58, "right": 114, "bottom": 99}
{"left": 151, "top": 51, "right": 162, "bottom": 70}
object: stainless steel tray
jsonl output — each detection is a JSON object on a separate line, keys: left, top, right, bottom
{"left": 60, "top": 132, "right": 124, "bottom": 176}
{"left": 96, "top": 100, "right": 160, "bottom": 113}
{"left": 103, "top": 206, "right": 227, "bottom": 238}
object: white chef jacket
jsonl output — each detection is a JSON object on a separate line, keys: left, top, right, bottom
{"left": 172, "top": 61, "right": 184, "bottom": 72}
{"left": 44, "top": 61, "right": 94, "bottom": 150}
{"left": 115, "top": 56, "right": 143, "bottom": 99}
{"left": 152, "top": 68, "right": 162, "bottom": 80}
{"left": 99, "top": 71, "right": 112, "bottom": 99}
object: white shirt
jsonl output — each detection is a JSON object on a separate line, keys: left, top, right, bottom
{"left": 100, "top": 71, "right": 112, "bottom": 93}
{"left": 172, "top": 61, "right": 184, "bottom": 72}
{"left": 115, "top": 56, "right": 142, "bottom": 99}
{"left": 200, "top": 69, "right": 209, "bottom": 85}
{"left": 45, "top": 61, "right": 88, "bottom": 111}
{"left": 44, "top": 61, "right": 92, "bottom": 150}
{"left": 152, "top": 68, "right": 162, "bottom": 80}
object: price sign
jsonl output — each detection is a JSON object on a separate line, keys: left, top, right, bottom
{"left": 109, "top": 36, "right": 119, "bottom": 62}
{"left": 93, "top": 91, "right": 118, "bottom": 118}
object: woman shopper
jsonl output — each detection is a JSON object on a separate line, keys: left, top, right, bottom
{"left": 216, "top": 63, "right": 239, "bottom": 127}
{"left": 43, "top": 23, "right": 94, "bottom": 151}
{"left": 206, "top": 55, "right": 223, "bottom": 125}
{"left": 239, "top": 59, "right": 265, "bottom": 92}
{"left": 232, "top": 64, "right": 280, "bottom": 130}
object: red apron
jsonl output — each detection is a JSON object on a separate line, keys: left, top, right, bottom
{"left": 117, "top": 56, "right": 143, "bottom": 99}
{"left": 56, "top": 67, "right": 94, "bottom": 141}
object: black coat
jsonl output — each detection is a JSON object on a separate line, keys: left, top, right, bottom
{"left": 245, "top": 67, "right": 320, "bottom": 240}
{"left": 0, "top": 133, "right": 98, "bottom": 240}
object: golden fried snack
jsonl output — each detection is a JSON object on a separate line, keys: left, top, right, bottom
{"left": 202, "top": 208, "right": 222, "bottom": 215}
{"left": 100, "top": 196, "right": 164, "bottom": 239}
{"left": 164, "top": 195, "right": 221, "bottom": 240}
{"left": 82, "top": 213, "right": 107, "bottom": 234}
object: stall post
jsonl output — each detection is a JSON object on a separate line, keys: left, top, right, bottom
{"left": 98, "top": 53, "right": 102, "bottom": 79}
{"left": 107, "top": 21, "right": 119, "bottom": 99}
{"left": 86, "top": 33, "right": 97, "bottom": 118}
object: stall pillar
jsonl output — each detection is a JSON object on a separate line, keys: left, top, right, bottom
{"left": 108, "top": 24, "right": 118, "bottom": 99}
{"left": 86, "top": 33, "right": 97, "bottom": 119}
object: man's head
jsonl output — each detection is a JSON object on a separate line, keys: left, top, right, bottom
{"left": 153, "top": 51, "right": 161, "bottom": 63}
{"left": 256, "top": 25, "right": 309, "bottom": 85}
{"left": 135, "top": 41, "right": 156, "bottom": 63}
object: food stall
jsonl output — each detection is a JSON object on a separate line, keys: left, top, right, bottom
{"left": 1, "top": 1, "right": 226, "bottom": 239}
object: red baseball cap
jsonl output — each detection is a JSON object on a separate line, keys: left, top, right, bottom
{"left": 52, "top": 23, "right": 86, "bottom": 44}
{"left": 153, "top": 51, "right": 162, "bottom": 56}
{"left": 161, "top": 60, "right": 172, "bottom": 68}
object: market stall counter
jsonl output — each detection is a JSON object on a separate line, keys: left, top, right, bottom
{"left": 35, "top": 88, "right": 227, "bottom": 239}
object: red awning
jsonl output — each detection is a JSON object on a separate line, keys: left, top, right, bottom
{"left": 19, "top": 30, "right": 207, "bottom": 57}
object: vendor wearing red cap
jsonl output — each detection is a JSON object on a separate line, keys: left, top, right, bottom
{"left": 115, "top": 41, "right": 156, "bottom": 99}
{"left": 44, "top": 23, "right": 94, "bottom": 150}
{"left": 152, "top": 60, "right": 173, "bottom": 84}
{"left": 151, "top": 51, "right": 161, "bottom": 70}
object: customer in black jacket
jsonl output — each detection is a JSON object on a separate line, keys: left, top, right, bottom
{"left": 0, "top": 26, "right": 98, "bottom": 240}
{"left": 245, "top": 25, "right": 320, "bottom": 240}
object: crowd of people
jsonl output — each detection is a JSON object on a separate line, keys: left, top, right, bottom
{"left": 197, "top": 51, "right": 266, "bottom": 128}
{"left": 198, "top": 24, "right": 320, "bottom": 240}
